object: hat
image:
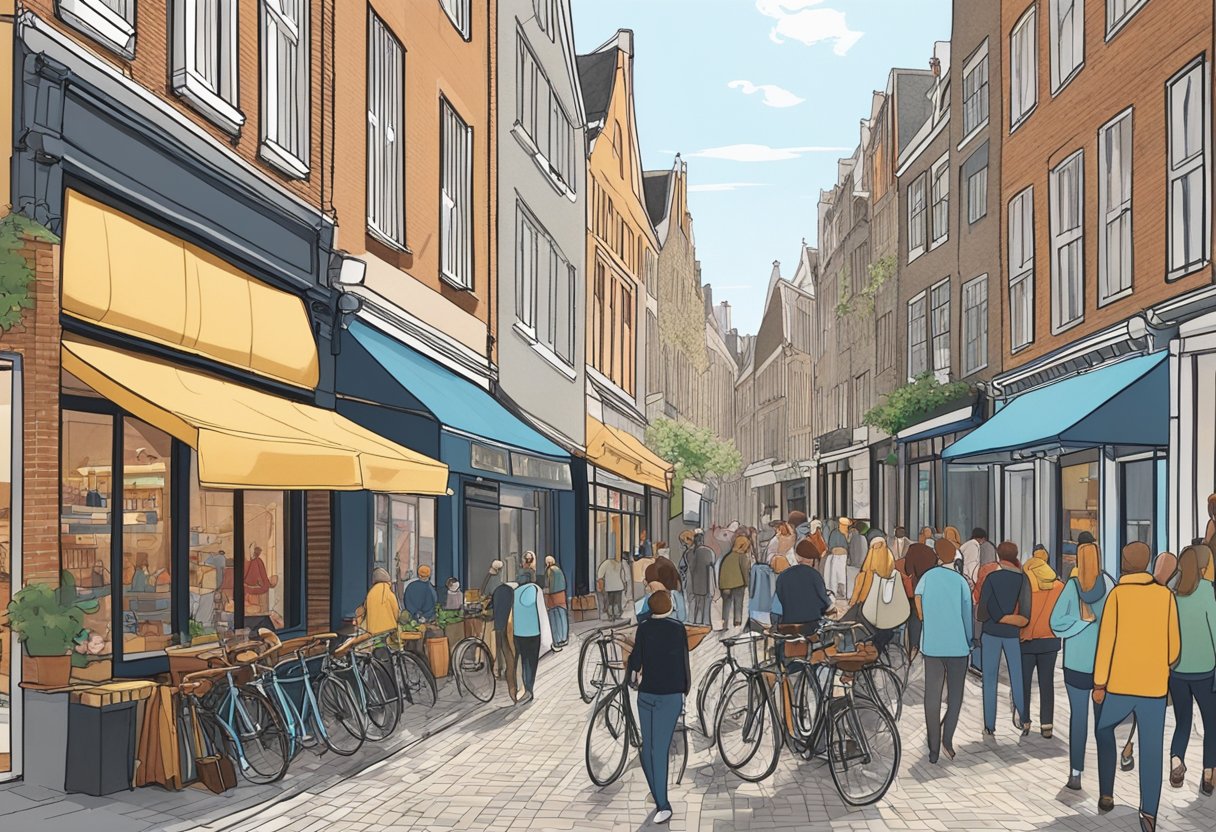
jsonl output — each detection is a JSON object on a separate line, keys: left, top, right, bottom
{"left": 417, "top": 564, "right": 432, "bottom": 578}
{"left": 372, "top": 567, "right": 391, "bottom": 584}
{"left": 795, "top": 538, "right": 819, "bottom": 561}
{"left": 787, "top": 510, "right": 808, "bottom": 529}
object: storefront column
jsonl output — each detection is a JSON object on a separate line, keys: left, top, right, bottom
{"left": 1171, "top": 341, "right": 1192, "bottom": 554}
{"left": 332, "top": 491, "right": 372, "bottom": 626}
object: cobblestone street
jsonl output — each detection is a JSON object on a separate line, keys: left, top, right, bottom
{"left": 180, "top": 618, "right": 1216, "bottom": 832}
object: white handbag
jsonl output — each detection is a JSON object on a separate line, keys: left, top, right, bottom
{"left": 861, "top": 573, "right": 911, "bottom": 630}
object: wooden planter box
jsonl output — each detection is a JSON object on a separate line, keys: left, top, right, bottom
{"left": 425, "top": 635, "right": 450, "bottom": 678}
{"left": 23, "top": 653, "right": 72, "bottom": 688}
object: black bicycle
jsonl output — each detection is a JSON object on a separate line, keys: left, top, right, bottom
{"left": 577, "top": 620, "right": 634, "bottom": 703}
{"left": 695, "top": 630, "right": 764, "bottom": 738}
{"left": 585, "top": 676, "right": 688, "bottom": 788}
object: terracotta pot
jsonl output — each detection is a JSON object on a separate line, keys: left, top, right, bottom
{"left": 425, "top": 635, "right": 450, "bottom": 678}
{"left": 24, "top": 653, "right": 72, "bottom": 688}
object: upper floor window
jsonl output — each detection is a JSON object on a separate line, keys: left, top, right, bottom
{"left": 908, "top": 173, "right": 928, "bottom": 261}
{"left": 260, "top": 0, "right": 310, "bottom": 178}
{"left": 440, "top": 100, "right": 474, "bottom": 289}
{"left": 534, "top": 0, "right": 554, "bottom": 40}
{"left": 962, "top": 274, "right": 989, "bottom": 376}
{"left": 440, "top": 0, "right": 472, "bottom": 39}
{"left": 907, "top": 292, "right": 928, "bottom": 379}
{"left": 961, "top": 41, "right": 990, "bottom": 138}
{"left": 1107, "top": 0, "right": 1150, "bottom": 37}
{"left": 1167, "top": 58, "right": 1210, "bottom": 279}
{"left": 930, "top": 278, "right": 951, "bottom": 373}
{"left": 877, "top": 312, "right": 895, "bottom": 372}
{"left": 1050, "top": 0, "right": 1084, "bottom": 93}
{"left": 1098, "top": 108, "right": 1133, "bottom": 302}
{"left": 517, "top": 35, "right": 577, "bottom": 193}
{"left": 1010, "top": 6, "right": 1037, "bottom": 129}
{"left": 931, "top": 154, "right": 950, "bottom": 247}
{"left": 367, "top": 14, "right": 405, "bottom": 248}
{"left": 58, "top": 0, "right": 136, "bottom": 58}
{"left": 1050, "top": 150, "right": 1085, "bottom": 331}
{"left": 172, "top": 0, "right": 244, "bottom": 135}
{"left": 1008, "top": 186, "right": 1036, "bottom": 350}
{"left": 967, "top": 164, "right": 989, "bottom": 224}
{"left": 515, "top": 201, "right": 576, "bottom": 369}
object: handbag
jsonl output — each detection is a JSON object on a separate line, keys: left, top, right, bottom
{"left": 861, "top": 573, "right": 911, "bottom": 630}
{"left": 195, "top": 754, "right": 237, "bottom": 795}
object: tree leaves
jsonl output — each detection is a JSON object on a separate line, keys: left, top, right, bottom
{"left": 862, "top": 374, "right": 973, "bottom": 436}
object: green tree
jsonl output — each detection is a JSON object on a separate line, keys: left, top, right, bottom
{"left": 862, "top": 374, "right": 973, "bottom": 436}
{"left": 645, "top": 418, "right": 743, "bottom": 511}
{"left": 0, "top": 210, "right": 58, "bottom": 332}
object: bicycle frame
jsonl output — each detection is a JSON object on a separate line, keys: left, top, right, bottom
{"left": 259, "top": 648, "right": 332, "bottom": 756}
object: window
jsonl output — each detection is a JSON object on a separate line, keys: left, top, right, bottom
{"left": 534, "top": 0, "right": 554, "bottom": 39}
{"left": 962, "top": 41, "right": 990, "bottom": 137}
{"left": 1050, "top": 150, "right": 1085, "bottom": 331}
{"left": 515, "top": 201, "right": 575, "bottom": 368}
{"left": 260, "top": 0, "right": 310, "bottom": 177}
{"left": 440, "top": 100, "right": 474, "bottom": 289}
{"left": 877, "top": 312, "right": 895, "bottom": 372}
{"left": 1107, "top": 0, "right": 1150, "bottom": 37}
{"left": 1008, "top": 187, "right": 1036, "bottom": 350}
{"left": 57, "top": 0, "right": 136, "bottom": 57}
{"left": 962, "top": 275, "right": 989, "bottom": 375}
{"left": 907, "top": 292, "right": 928, "bottom": 379}
{"left": 908, "top": 173, "right": 927, "bottom": 260}
{"left": 440, "top": 0, "right": 471, "bottom": 39}
{"left": 1050, "top": 0, "right": 1084, "bottom": 92}
{"left": 930, "top": 279, "right": 951, "bottom": 373}
{"left": 1099, "top": 108, "right": 1133, "bottom": 302}
{"left": 516, "top": 205, "right": 539, "bottom": 331}
{"left": 373, "top": 494, "right": 437, "bottom": 594}
{"left": 968, "top": 166, "right": 989, "bottom": 223}
{"left": 1010, "top": 6, "right": 1037, "bottom": 128}
{"left": 1167, "top": 59, "right": 1210, "bottom": 279}
{"left": 517, "top": 35, "right": 577, "bottom": 192}
{"left": 367, "top": 15, "right": 405, "bottom": 248}
{"left": 171, "top": 0, "right": 243, "bottom": 134}
{"left": 931, "top": 155, "right": 950, "bottom": 246}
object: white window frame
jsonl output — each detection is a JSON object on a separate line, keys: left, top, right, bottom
{"left": 515, "top": 201, "right": 540, "bottom": 335}
{"left": 968, "top": 165, "right": 989, "bottom": 224}
{"left": 259, "top": 0, "right": 310, "bottom": 178}
{"left": 171, "top": 0, "right": 244, "bottom": 135}
{"left": 534, "top": 0, "right": 554, "bottom": 40}
{"left": 960, "top": 40, "right": 990, "bottom": 144}
{"left": 1049, "top": 0, "right": 1085, "bottom": 94}
{"left": 930, "top": 154, "right": 950, "bottom": 248}
{"left": 57, "top": 0, "right": 136, "bottom": 58}
{"left": 367, "top": 13, "right": 405, "bottom": 249}
{"left": 440, "top": 98, "right": 474, "bottom": 290}
{"left": 907, "top": 290, "right": 928, "bottom": 380}
{"left": 1166, "top": 57, "right": 1211, "bottom": 281}
{"left": 515, "top": 33, "right": 577, "bottom": 197}
{"left": 1106, "top": 0, "right": 1150, "bottom": 40}
{"left": 908, "top": 173, "right": 928, "bottom": 262}
{"left": 1008, "top": 186, "right": 1036, "bottom": 352}
{"left": 962, "top": 274, "right": 989, "bottom": 376}
{"left": 1050, "top": 150, "right": 1085, "bottom": 332}
{"left": 1098, "top": 107, "right": 1133, "bottom": 304}
{"left": 1010, "top": 5, "right": 1038, "bottom": 131}
{"left": 440, "top": 0, "right": 472, "bottom": 40}
{"left": 930, "top": 277, "right": 951, "bottom": 375}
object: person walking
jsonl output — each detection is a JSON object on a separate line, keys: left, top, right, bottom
{"left": 891, "top": 526, "right": 912, "bottom": 560}
{"left": 914, "top": 540, "right": 973, "bottom": 763}
{"left": 772, "top": 539, "right": 834, "bottom": 664}
{"left": 959, "top": 528, "right": 997, "bottom": 584}
{"left": 748, "top": 539, "right": 778, "bottom": 628}
{"left": 510, "top": 573, "right": 553, "bottom": 705}
{"left": 1094, "top": 541, "right": 1181, "bottom": 832}
{"left": 1167, "top": 544, "right": 1216, "bottom": 795}
{"left": 486, "top": 561, "right": 518, "bottom": 701}
{"left": 626, "top": 590, "right": 689, "bottom": 825}
{"left": 636, "top": 559, "right": 686, "bottom": 623}
{"left": 978, "top": 542, "right": 1031, "bottom": 737}
{"left": 846, "top": 520, "right": 868, "bottom": 597}
{"left": 1020, "top": 545, "right": 1065, "bottom": 737}
{"left": 686, "top": 531, "right": 717, "bottom": 627}
{"left": 900, "top": 542, "right": 938, "bottom": 660}
{"left": 518, "top": 551, "right": 538, "bottom": 586}
{"left": 1050, "top": 541, "right": 1114, "bottom": 791}
{"left": 970, "top": 557, "right": 1002, "bottom": 675}
{"left": 718, "top": 533, "right": 751, "bottom": 630}
{"left": 596, "top": 552, "right": 630, "bottom": 621}
{"left": 806, "top": 517, "right": 827, "bottom": 560}
{"left": 851, "top": 537, "right": 909, "bottom": 653}
{"left": 543, "top": 555, "right": 569, "bottom": 650}
{"left": 824, "top": 517, "right": 852, "bottom": 599}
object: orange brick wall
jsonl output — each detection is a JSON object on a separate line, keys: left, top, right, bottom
{"left": 1000, "top": 0, "right": 1214, "bottom": 369}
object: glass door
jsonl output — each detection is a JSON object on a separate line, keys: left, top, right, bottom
{"left": 0, "top": 360, "right": 16, "bottom": 779}
{"left": 1005, "top": 468, "right": 1036, "bottom": 560}
{"left": 1120, "top": 458, "right": 1156, "bottom": 551}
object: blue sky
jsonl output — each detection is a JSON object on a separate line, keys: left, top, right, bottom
{"left": 570, "top": 0, "right": 951, "bottom": 334}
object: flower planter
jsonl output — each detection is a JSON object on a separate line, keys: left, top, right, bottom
{"left": 23, "top": 653, "right": 72, "bottom": 688}
{"left": 425, "top": 635, "right": 450, "bottom": 678}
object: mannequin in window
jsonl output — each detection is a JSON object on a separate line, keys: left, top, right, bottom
{"left": 244, "top": 543, "right": 278, "bottom": 616}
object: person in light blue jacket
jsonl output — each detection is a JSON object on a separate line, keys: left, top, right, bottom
{"left": 1050, "top": 541, "right": 1115, "bottom": 792}
{"left": 748, "top": 544, "right": 778, "bottom": 627}
{"left": 635, "top": 559, "right": 686, "bottom": 623}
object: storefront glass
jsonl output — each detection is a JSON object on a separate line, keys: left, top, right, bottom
{"left": 946, "top": 466, "right": 991, "bottom": 538}
{"left": 188, "top": 462, "right": 234, "bottom": 638}
{"left": 373, "top": 494, "right": 437, "bottom": 597}
{"left": 1006, "top": 467, "right": 1035, "bottom": 560}
{"left": 0, "top": 361, "right": 15, "bottom": 776}
{"left": 61, "top": 410, "right": 115, "bottom": 661}
{"left": 1121, "top": 458, "right": 1156, "bottom": 551}
{"left": 821, "top": 467, "right": 851, "bottom": 520}
{"left": 589, "top": 482, "right": 644, "bottom": 588}
{"left": 909, "top": 462, "right": 934, "bottom": 533}
{"left": 465, "top": 482, "right": 550, "bottom": 592}
{"left": 120, "top": 418, "right": 173, "bottom": 658}
{"left": 1061, "top": 458, "right": 1100, "bottom": 574}
{"left": 785, "top": 482, "right": 807, "bottom": 518}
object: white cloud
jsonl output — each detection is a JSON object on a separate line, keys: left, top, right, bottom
{"left": 756, "top": 0, "right": 863, "bottom": 56}
{"left": 687, "top": 144, "right": 849, "bottom": 162}
{"left": 728, "top": 80, "right": 805, "bottom": 108}
{"left": 688, "top": 183, "right": 767, "bottom": 193}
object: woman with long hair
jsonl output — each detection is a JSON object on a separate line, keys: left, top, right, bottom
{"left": 901, "top": 542, "right": 938, "bottom": 659}
{"left": 1168, "top": 545, "right": 1216, "bottom": 794}
{"left": 850, "top": 537, "right": 899, "bottom": 651}
{"left": 1020, "top": 545, "right": 1065, "bottom": 737}
{"left": 1050, "top": 541, "right": 1114, "bottom": 790}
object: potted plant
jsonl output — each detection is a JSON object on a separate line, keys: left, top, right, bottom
{"left": 6, "top": 570, "right": 99, "bottom": 687}
{"left": 436, "top": 606, "right": 466, "bottom": 646}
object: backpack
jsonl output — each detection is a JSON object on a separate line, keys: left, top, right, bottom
{"left": 861, "top": 572, "right": 911, "bottom": 630}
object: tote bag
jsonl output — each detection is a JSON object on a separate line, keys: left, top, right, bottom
{"left": 861, "top": 573, "right": 911, "bottom": 630}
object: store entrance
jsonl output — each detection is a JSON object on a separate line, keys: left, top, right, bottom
{"left": 0, "top": 359, "right": 17, "bottom": 779}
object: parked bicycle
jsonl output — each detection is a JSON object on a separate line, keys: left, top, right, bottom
{"left": 695, "top": 630, "right": 764, "bottom": 738}
{"left": 577, "top": 620, "right": 635, "bottom": 704}
{"left": 381, "top": 629, "right": 439, "bottom": 709}
{"left": 329, "top": 630, "right": 403, "bottom": 740}
{"left": 449, "top": 614, "right": 496, "bottom": 703}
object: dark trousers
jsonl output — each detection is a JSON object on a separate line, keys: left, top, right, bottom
{"left": 637, "top": 691, "right": 682, "bottom": 812}
{"left": 494, "top": 627, "right": 517, "bottom": 700}
{"left": 907, "top": 616, "right": 922, "bottom": 655}
{"left": 1169, "top": 672, "right": 1216, "bottom": 768}
{"left": 1064, "top": 672, "right": 1101, "bottom": 772}
{"left": 1097, "top": 694, "right": 1166, "bottom": 817}
{"left": 516, "top": 635, "right": 541, "bottom": 695}
{"left": 1020, "top": 649, "right": 1059, "bottom": 726}
{"left": 923, "top": 656, "right": 967, "bottom": 757}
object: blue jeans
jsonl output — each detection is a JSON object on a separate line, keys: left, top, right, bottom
{"left": 1064, "top": 674, "right": 1101, "bottom": 772}
{"left": 548, "top": 606, "right": 569, "bottom": 646}
{"left": 1169, "top": 672, "right": 1216, "bottom": 768}
{"left": 637, "top": 691, "right": 682, "bottom": 812}
{"left": 1097, "top": 693, "right": 1166, "bottom": 817}
{"left": 981, "top": 633, "right": 1026, "bottom": 732}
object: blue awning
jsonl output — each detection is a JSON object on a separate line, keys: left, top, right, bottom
{"left": 348, "top": 322, "right": 568, "bottom": 460}
{"left": 942, "top": 352, "right": 1169, "bottom": 463}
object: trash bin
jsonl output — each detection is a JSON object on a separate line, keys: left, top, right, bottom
{"left": 65, "top": 700, "right": 138, "bottom": 795}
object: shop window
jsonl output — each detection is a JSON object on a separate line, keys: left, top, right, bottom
{"left": 471, "top": 443, "right": 509, "bottom": 474}
{"left": 1061, "top": 458, "right": 1100, "bottom": 574}
{"left": 61, "top": 410, "right": 115, "bottom": 661}
{"left": 1005, "top": 467, "right": 1036, "bottom": 559}
{"left": 188, "top": 460, "right": 234, "bottom": 639}
{"left": 909, "top": 462, "right": 934, "bottom": 533}
{"left": 0, "top": 361, "right": 13, "bottom": 777}
{"left": 946, "top": 466, "right": 990, "bottom": 540}
{"left": 1121, "top": 458, "right": 1156, "bottom": 551}
{"left": 374, "top": 494, "right": 437, "bottom": 596}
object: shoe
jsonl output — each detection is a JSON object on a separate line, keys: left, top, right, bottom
{"left": 982, "top": 728, "right": 996, "bottom": 739}
{"left": 941, "top": 740, "right": 956, "bottom": 761}
{"left": 654, "top": 809, "right": 672, "bottom": 824}
{"left": 1139, "top": 812, "right": 1155, "bottom": 832}
{"left": 1041, "top": 725, "right": 1053, "bottom": 739}
{"left": 1011, "top": 702, "right": 1020, "bottom": 731}
{"left": 1203, "top": 770, "right": 1215, "bottom": 796}
{"left": 518, "top": 692, "right": 534, "bottom": 705}
{"left": 1098, "top": 796, "right": 1115, "bottom": 813}
{"left": 1066, "top": 774, "right": 1081, "bottom": 791}
{"left": 1020, "top": 723, "right": 1031, "bottom": 737}
{"left": 928, "top": 752, "right": 939, "bottom": 765}
{"left": 1121, "top": 748, "right": 1135, "bottom": 772}
{"left": 1170, "top": 760, "right": 1187, "bottom": 788}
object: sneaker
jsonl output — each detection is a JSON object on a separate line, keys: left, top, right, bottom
{"left": 654, "top": 809, "right": 672, "bottom": 824}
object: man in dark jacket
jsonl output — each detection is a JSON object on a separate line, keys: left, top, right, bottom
{"left": 772, "top": 539, "right": 834, "bottom": 639}
{"left": 485, "top": 560, "right": 517, "bottom": 701}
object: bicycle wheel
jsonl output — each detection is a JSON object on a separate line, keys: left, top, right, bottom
{"left": 452, "top": 638, "right": 496, "bottom": 703}
{"left": 315, "top": 675, "right": 366, "bottom": 756}
{"left": 578, "top": 635, "right": 604, "bottom": 703}
{"left": 669, "top": 722, "right": 688, "bottom": 785}
{"left": 788, "top": 661, "right": 825, "bottom": 746}
{"left": 696, "top": 658, "right": 729, "bottom": 738}
{"left": 857, "top": 664, "right": 903, "bottom": 722}
{"left": 880, "top": 636, "right": 909, "bottom": 687}
{"left": 397, "top": 650, "right": 438, "bottom": 708}
{"left": 715, "top": 676, "right": 781, "bottom": 783}
{"left": 228, "top": 687, "right": 291, "bottom": 783}
{"left": 585, "top": 685, "right": 630, "bottom": 787}
{"left": 359, "top": 655, "right": 402, "bottom": 741}
{"left": 828, "top": 699, "right": 901, "bottom": 806}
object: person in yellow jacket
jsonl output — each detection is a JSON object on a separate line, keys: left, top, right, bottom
{"left": 1092, "top": 541, "right": 1181, "bottom": 832}
{"left": 361, "top": 567, "right": 401, "bottom": 634}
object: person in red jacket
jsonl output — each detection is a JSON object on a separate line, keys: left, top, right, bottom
{"left": 1019, "top": 544, "right": 1065, "bottom": 737}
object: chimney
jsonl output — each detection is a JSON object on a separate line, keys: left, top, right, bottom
{"left": 716, "top": 301, "right": 732, "bottom": 334}
{"left": 929, "top": 57, "right": 941, "bottom": 77}
{"left": 703, "top": 283, "right": 714, "bottom": 319}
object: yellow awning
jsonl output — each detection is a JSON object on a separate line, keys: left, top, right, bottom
{"left": 62, "top": 338, "right": 449, "bottom": 494}
{"left": 585, "top": 416, "right": 672, "bottom": 493}
{"left": 61, "top": 189, "right": 320, "bottom": 390}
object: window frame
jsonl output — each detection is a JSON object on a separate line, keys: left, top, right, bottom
{"left": 907, "top": 290, "right": 929, "bottom": 381}
{"left": 1166, "top": 57, "right": 1211, "bottom": 281}
{"left": 908, "top": 172, "right": 928, "bottom": 262}
{"left": 929, "top": 277, "right": 952, "bottom": 375}
{"left": 960, "top": 39, "right": 990, "bottom": 145}
{"left": 170, "top": 0, "right": 245, "bottom": 136}
{"left": 1050, "top": 149, "right": 1086, "bottom": 333}
{"left": 1098, "top": 106, "right": 1134, "bottom": 305}
{"left": 1049, "top": 0, "right": 1085, "bottom": 95}
{"left": 961, "top": 273, "right": 989, "bottom": 376}
{"left": 1010, "top": 5, "right": 1038, "bottom": 132}
{"left": 439, "top": 97, "right": 475, "bottom": 290}
{"left": 967, "top": 164, "right": 989, "bottom": 224}
{"left": 439, "top": 0, "right": 472, "bottom": 40}
{"left": 57, "top": 0, "right": 137, "bottom": 58}
{"left": 1008, "top": 185, "right": 1036, "bottom": 352}
{"left": 259, "top": 0, "right": 311, "bottom": 179}
{"left": 930, "top": 154, "right": 950, "bottom": 248}
{"left": 1105, "top": 0, "right": 1150, "bottom": 41}
{"left": 366, "top": 12, "right": 407, "bottom": 250}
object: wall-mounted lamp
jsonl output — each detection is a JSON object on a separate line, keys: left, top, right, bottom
{"left": 328, "top": 250, "right": 367, "bottom": 287}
